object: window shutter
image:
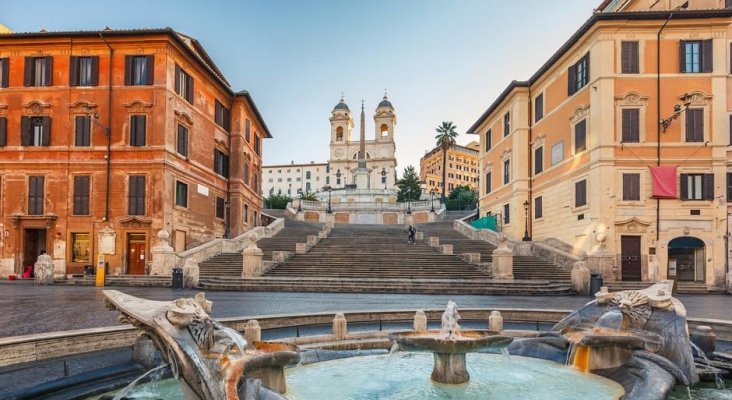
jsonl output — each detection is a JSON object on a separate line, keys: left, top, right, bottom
{"left": 41, "top": 117, "right": 51, "bottom": 146}
{"left": 75, "top": 116, "right": 83, "bottom": 145}
{"left": 69, "top": 56, "right": 79, "bottom": 86}
{"left": 679, "top": 41, "right": 687, "bottom": 73}
{"left": 136, "top": 116, "right": 146, "bottom": 145}
{"left": 44, "top": 56, "right": 52, "bottom": 86}
{"left": 90, "top": 56, "right": 99, "bottom": 86}
{"left": 729, "top": 115, "right": 732, "bottom": 145}
{"left": 23, "top": 57, "right": 32, "bottom": 86}
{"left": 128, "top": 177, "right": 136, "bottom": 214}
{"left": 703, "top": 173, "right": 715, "bottom": 200}
{"left": 585, "top": 52, "right": 590, "bottom": 82}
{"left": 680, "top": 174, "right": 689, "bottom": 200}
{"left": 124, "top": 56, "right": 133, "bottom": 85}
{"left": 186, "top": 75, "right": 194, "bottom": 103}
{"left": 702, "top": 39, "right": 713, "bottom": 73}
{"left": 568, "top": 64, "right": 576, "bottom": 95}
{"left": 174, "top": 64, "right": 181, "bottom": 94}
{"left": 20, "top": 116, "right": 30, "bottom": 145}
{"left": 145, "top": 55, "right": 154, "bottom": 85}
{"left": 1, "top": 58, "right": 8, "bottom": 88}
{"left": 0, "top": 117, "right": 5, "bottom": 146}
{"left": 695, "top": 109, "right": 704, "bottom": 142}
{"left": 81, "top": 176, "right": 90, "bottom": 215}
{"left": 728, "top": 172, "right": 732, "bottom": 202}
{"left": 622, "top": 174, "right": 630, "bottom": 200}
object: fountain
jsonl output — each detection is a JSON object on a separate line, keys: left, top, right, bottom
{"left": 103, "top": 290, "right": 300, "bottom": 400}
{"left": 389, "top": 300, "right": 514, "bottom": 384}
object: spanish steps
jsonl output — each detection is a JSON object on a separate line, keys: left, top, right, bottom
{"left": 198, "top": 219, "right": 572, "bottom": 295}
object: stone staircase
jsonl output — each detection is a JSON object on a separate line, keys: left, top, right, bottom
{"left": 198, "top": 219, "right": 323, "bottom": 278}
{"left": 416, "top": 222, "right": 571, "bottom": 282}
{"left": 604, "top": 281, "right": 725, "bottom": 295}
{"left": 62, "top": 275, "right": 172, "bottom": 287}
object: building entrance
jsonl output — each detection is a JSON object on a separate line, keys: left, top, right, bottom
{"left": 22, "top": 228, "right": 47, "bottom": 272}
{"left": 668, "top": 236, "right": 705, "bottom": 282}
{"left": 620, "top": 236, "right": 642, "bottom": 281}
{"left": 126, "top": 233, "right": 147, "bottom": 275}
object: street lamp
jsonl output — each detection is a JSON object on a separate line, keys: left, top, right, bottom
{"left": 430, "top": 189, "right": 435, "bottom": 212}
{"left": 325, "top": 185, "right": 332, "bottom": 213}
{"left": 522, "top": 200, "right": 531, "bottom": 242}
{"left": 406, "top": 188, "right": 412, "bottom": 215}
{"left": 661, "top": 94, "right": 693, "bottom": 133}
{"left": 381, "top": 167, "right": 387, "bottom": 190}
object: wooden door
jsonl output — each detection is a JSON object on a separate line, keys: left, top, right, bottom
{"left": 127, "top": 234, "right": 147, "bottom": 275}
{"left": 621, "top": 236, "right": 642, "bottom": 281}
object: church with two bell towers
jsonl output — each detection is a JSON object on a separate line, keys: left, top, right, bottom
{"left": 327, "top": 95, "right": 398, "bottom": 190}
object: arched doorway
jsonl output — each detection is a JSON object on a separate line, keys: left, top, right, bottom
{"left": 668, "top": 236, "right": 705, "bottom": 282}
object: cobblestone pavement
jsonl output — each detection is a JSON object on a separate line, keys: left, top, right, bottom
{"left": 0, "top": 281, "right": 730, "bottom": 338}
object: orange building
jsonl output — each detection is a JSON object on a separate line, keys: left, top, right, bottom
{"left": 419, "top": 141, "right": 480, "bottom": 195}
{"left": 0, "top": 28, "right": 271, "bottom": 277}
{"left": 468, "top": 2, "right": 732, "bottom": 288}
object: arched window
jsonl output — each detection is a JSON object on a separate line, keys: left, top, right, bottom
{"left": 336, "top": 126, "right": 344, "bottom": 141}
{"left": 668, "top": 236, "right": 705, "bottom": 282}
{"left": 380, "top": 124, "right": 389, "bottom": 137}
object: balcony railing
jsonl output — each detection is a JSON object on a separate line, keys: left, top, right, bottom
{"left": 293, "top": 199, "right": 439, "bottom": 212}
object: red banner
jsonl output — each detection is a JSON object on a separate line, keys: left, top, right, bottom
{"left": 651, "top": 166, "right": 677, "bottom": 199}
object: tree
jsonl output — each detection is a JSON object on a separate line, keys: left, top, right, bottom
{"left": 299, "top": 190, "right": 318, "bottom": 201}
{"left": 264, "top": 190, "right": 291, "bottom": 209}
{"left": 447, "top": 185, "right": 478, "bottom": 210}
{"left": 434, "top": 121, "right": 459, "bottom": 203}
{"left": 396, "top": 165, "right": 422, "bottom": 202}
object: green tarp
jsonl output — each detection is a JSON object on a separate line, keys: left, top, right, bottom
{"left": 472, "top": 216, "right": 498, "bottom": 231}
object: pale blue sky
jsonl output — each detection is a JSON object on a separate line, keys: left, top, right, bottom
{"left": 2, "top": 0, "right": 600, "bottom": 173}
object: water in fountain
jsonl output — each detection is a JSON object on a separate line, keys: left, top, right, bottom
{"left": 691, "top": 342, "right": 727, "bottom": 391}
{"left": 440, "top": 301, "right": 461, "bottom": 339}
{"left": 111, "top": 364, "right": 166, "bottom": 400}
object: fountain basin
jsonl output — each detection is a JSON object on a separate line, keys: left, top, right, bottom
{"left": 242, "top": 341, "right": 301, "bottom": 394}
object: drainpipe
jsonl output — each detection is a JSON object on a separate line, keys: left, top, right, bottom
{"left": 655, "top": 13, "right": 672, "bottom": 243}
{"left": 527, "top": 86, "right": 533, "bottom": 240}
{"left": 99, "top": 32, "right": 113, "bottom": 223}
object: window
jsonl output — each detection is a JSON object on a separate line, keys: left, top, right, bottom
{"left": 0, "top": 58, "right": 8, "bottom": 88}
{"left": 254, "top": 136, "right": 261, "bottom": 155}
{"left": 175, "top": 181, "right": 188, "bottom": 208}
{"left": 124, "top": 55, "right": 154, "bottom": 85}
{"left": 214, "top": 150, "right": 230, "bottom": 178}
{"left": 73, "top": 176, "right": 90, "bottom": 215}
{"left": 729, "top": 115, "right": 732, "bottom": 145}
{"left": 727, "top": 172, "right": 732, "bottom": 202}
{"left": 621, "top": 41, "right": 639, "bottom": 74}
{"left": 532, "top": 196, "right": 542, "bottom": 219}
{"left": 71, "top": 233, "right": 91, "bottom": 263}
{"left": 568, "top": 52, "right": 590, "bottom": 95}
{"left": 685, "top": 109, "right": 704, "bottom": 142}
{"left": 680, "top": 40, "right": 712, "bottom": 73}
{"left": 244, "top": 203, "right": 249, "bottom": 223}
{"left": 574, "top": 119, "right": 587, "bottom": 153}
{"left": 216, "top": 197, "right": 225, "bottom": 219}
{"left": 534, "top": 147, "right": 543, "bottom": 175}
{"left": 306, "top": 182, "right": 311, "bottom": 191}
{"left": 503, "top": 204, "right": 510, "bottom": 225}
{"left": 621, "top": 108, "right": 640, "bottom": 143}
{"left": 129, "top": 115, "right": 146, "bottom": 146}
{"left": 28, "top": 176, "right": 44, "bottom": 215}
{"left": 503, "top": 112, "right": 510, "bottom": 137}
{"left": 244, "top": 161, "right": 250, "bottom": 186}
{"left": 622, "top": 173, "right": 640, "bottom": 201}
{"left": 326, "top": 176, "right": 330, "bottom": 184}
{"left": 575, "top": 180, "right": 587, "bottom": 207}
{"left": 75, "top": 116, "right": 91, "bottom": 146}
{"left": 177, "top": 124, "right": 188, "bottom": 157}
{"left": 128, "top": 176, "right": 146, "bottom": 215}
{"left": 534, "top": 93, "right": 544, "bottom": 122}
{"left": 485, "top": 171, "right": 491, "bottom": 194}
{"left": 0, "top": 117, "right": 6, "bottom": 147}
{"left": 70, "top": 56, "right": 99, "bottom": 86}
{"left": 503, "top": 159, "right": 510, "bottom": 185}
{"left": 245, "top": 119, "right": 251, "bottom": 143}
{"left": 551, "top": 141, "right": 564, "bottom": 166}
{"left": 174, "top": 64, "right": 194, "bottom": 103}
{"left": 21, "top": 116, "right": 50, "bottom": 146}
{"left": 214, "top": 100, "right": 231, "bottom": 131}
{"left": 306, "top": 171, "right": 311, "bottom": 179}
{"left": 680, "top": 173, "right": 714, "bottom": 200}
{"left": 24, "top": 56, "right": 52, "bottom": 86}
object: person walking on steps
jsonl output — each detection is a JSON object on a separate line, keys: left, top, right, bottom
{"left": 407, "top": 225, "right": 417, "bottom": 244}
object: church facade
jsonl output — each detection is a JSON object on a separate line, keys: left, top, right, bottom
{"left": 327, "top": 96, "right": 398, "bottom": 190}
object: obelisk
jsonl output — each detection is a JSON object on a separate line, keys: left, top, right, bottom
{"left": 353, "top": 100, "right": 371, "bottom": 189}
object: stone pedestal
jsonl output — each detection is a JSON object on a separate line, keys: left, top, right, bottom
{"left": 415, "top": 231, "right": 424, "bottom": 240}
{"left": 488, "top": 311, "right": 503, "bottom": 332}
{"left": 242, "top": 243, "right": 263, "bottom": 278}
{"left": 354, "top": 168, "right": 370, "bottom": 190}
{"left": 460, "top": 253, "right": 481, "bottom": 265}
{"left": 34, "top": 254, "right": 54, "bottom": 285}
{"left": 571, "top": 260, "right": 591, "bottom": 295}
{"left": 182, "top": 258, "right": 199, "bottom": 288}
{"left": 295, "top": 243, "right": 309, "bottom": 254}
{"left": 491, "top": 236, "right": 513, "bottom": 280}
{"left": 150, "top": 230, "right": 176, "bottom": 275}
{"left": 307, "top": 235, "right": 318, "bottom": 246}
{"left": 333, "top": 313, "right": 348, "bottom": 339}
{"left": 245, "top": 320, "right": 262, "bottom": 343}
{"left": 272, "top": 251, "right": 290, "bottom": 263}
{"left": 586, "top": 249, "right": 616, "bottom": 281}
{"left": 428, "top": 237, "right": 440, "bottom": 247}
{"left": 414, "top": 310, "right": 427, "bottom": 332}
{"left": 440, "top": 244, "right": 453, "bottom": 255}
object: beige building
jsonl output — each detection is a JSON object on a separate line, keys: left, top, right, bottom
{"left": 420, "top": 141, "right": 480, "bottom": 195}
{"left": 468, "top": 1, "right": 732, "bottom": 288}
{"left": 263, "top": 162, "right": 330, "bottom": 196}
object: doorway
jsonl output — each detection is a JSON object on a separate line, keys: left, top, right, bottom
{"left": 23, "top": 228, "right": 47, "bottom": 270}
{"left": 126, "top": 233, "right": 147, "bottom": 275}
{"left": 668, "top": 236, "right": 705, "bottom": 282}
{"left": 620, "top": 236, "right": 642, "bottom": 281}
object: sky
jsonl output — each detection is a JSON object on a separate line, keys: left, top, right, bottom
{"left": 2, "top": 0, "right": 600, "bottom": 174}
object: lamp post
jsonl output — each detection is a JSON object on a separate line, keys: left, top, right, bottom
{"left": 430, "top": 189, "right": 435, "bottom": 213}
{"left": 522, "top": 200, "right": 531, "bottom": 242}
{"left": 381, "top": 167, "right": 387, "bottom": 190}
{"left": 406, "top": 188, "right": 412, "bottom": 215}
{"left": 325, "top": 185, "right": 332, "bottom": 213}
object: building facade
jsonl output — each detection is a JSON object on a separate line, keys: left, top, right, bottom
{"left": 420, "top": 141, "right": 480, "bottom": 195}
{"left": 327, "top": 96, "right": 398, "bottom": 190}
{"left": 263, "top": 161, "right": 330, "bottom": 196}
{"left": 468, "top": 1, "right": 732, "bottom": 288}
{"left": 0, "top": 28, "right": 271, "bottom": 277}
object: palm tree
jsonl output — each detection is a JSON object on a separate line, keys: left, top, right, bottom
{"left": 435, "top": 121, "right": 459, "bottom": 202}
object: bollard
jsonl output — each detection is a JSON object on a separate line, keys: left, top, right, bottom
{"left": 414, "top": 310, "right": 427, "bottom": 332}
{"left": 245, "top": 320, "right": 262, "bottom": 344}
{"left": 489, "top": 311, "right": 504, "bottom": 332}
{"left": 333, "top": 313, "right": 348, "bottom": 339}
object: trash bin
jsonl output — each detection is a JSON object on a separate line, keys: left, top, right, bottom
{"left": 590, "top": 273, "right": 604, "bottom": 296}
{"left": 84, "top": 265, "right": 95, "bottom": 276}
{"left": 172, "top": 267, "right": 183, "bottom": 290}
